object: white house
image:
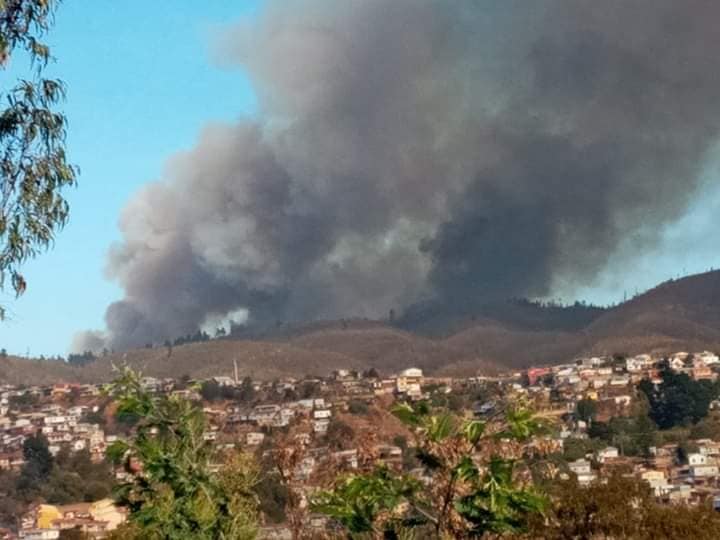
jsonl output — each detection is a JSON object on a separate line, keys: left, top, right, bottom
{"left": 312, "top": 419, "right": 330, "bottom": 434}
{"left": 691, "top": 464, "right": 719, "bottom": 479}
{"left": 313, "top": 409, "right": 332, "bottom": 420}
{"left": 396, "top": 368, "right": 424, "bottom": 397}
{"left": 596, "top": 446, "right": 619, "bottom": 463}
{"left": 698, "top": 351, "right": 720, "bottom": 365}
{"left": 568, "top": 459, "right": 596, "bottom": 485}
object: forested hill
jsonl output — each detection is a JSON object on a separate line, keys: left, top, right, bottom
{"left": 4, "top": 270, "right": 720, "bottom": 385}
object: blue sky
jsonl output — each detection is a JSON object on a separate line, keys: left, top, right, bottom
{"left": 2, "top": 0, "right": 720, "bottom": 357}
{"left": 0, "top": 1, "right": 261, "bottom": 356}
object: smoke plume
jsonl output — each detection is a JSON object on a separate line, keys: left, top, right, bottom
{"left": 76, "top": 0, "right": 720, "bottom": 351}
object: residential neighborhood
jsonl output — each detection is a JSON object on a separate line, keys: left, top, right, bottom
{"left": 3, "top": 351, "right": 720, "bottom": 537}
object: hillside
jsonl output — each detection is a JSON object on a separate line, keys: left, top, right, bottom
{"left": 5, "top": 271, "right": 720, "bottom": 385}
{"left": 442, "top": 270, "right": 720, "bottom": 369}
{"left": 0, "top": 329, "right": 501, "bottom": 386}
{"left": 284, "top": 323, "right": 499, "bottom": 375}
{"left": 588, "top": 271, "right": 720, "bottom": 339}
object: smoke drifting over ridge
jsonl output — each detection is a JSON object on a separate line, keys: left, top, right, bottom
{"left": 76, "top": 0, "right": 720, "bottom": 351}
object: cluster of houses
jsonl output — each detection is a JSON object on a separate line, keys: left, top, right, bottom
{"left": 518, "top": 351, "right": 720, "bottom": 509}
{"left": 522, "top": 350, "right": 720, "bottom": 414}
{"left": 4, "top": 351, "right": 720, "bottom": 536}
{"left": 0, "top": 387, "right": 108, "bottom": 471}
{"left": 0, "top": 367, "right": 427, "bottom": 538}
{"left": 18, "top": 501, "right": 126, "bottom": 540}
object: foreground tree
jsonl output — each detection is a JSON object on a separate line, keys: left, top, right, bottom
{"left": 106, "top": 368, "right": 259, "bottom": 539}
{"left": 530, "top": 473, "right": 720, "bottom": 540}
{"left": 0, "top": 0, "right": 77, "bottom": 315}
{"left": 313, "top": 400, "right": 547, "bottom": 538}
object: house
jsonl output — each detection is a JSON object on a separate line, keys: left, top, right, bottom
{"left": 140, "top": 377, "right": 161, "bottom": 392}
{"left": 249, "top": 405, "right": 281, "bottom": 425}
{"left": 666, "top": 484, "right": 692, "bottom": 503}
{"left": 0, "top": 453, "right": 11, "bottom": 470}
{"left": 626, "top": 355, "right": 652, "bottom": 372}
{"left": 641, "top": 470, "right": 669, "bottom": 496}
{"left": 71, "top": 440, "right": 86, "bottom": 452}
{"left": 24, "top": 500, "right": 126, "bottom": 534}
{"left": 87, "top": 499, "right": 126, "bottom": 530}
{"left": 313, "top": 409, "right": 332, "bottom": 420}
{"left": 295, "top": 399, "right": 314, "bottom": 410}
{"left": 312, "top": 419, "right": 330, "bottom": 434}
{"left": 526, "top": 367, "right": 552, "bottom": 386}
{"left": 66, "top": 406, "right": 87, "bottom": 418}
{"left": 332, "top": 449, "right": 359, "bottom": 469}
{"left": 669, "top": 355, "right": 688, "bottom": 371}
{"left": 396, "top": 368, "right": 424, "bottom": 397}
{"left": 698, "top": 351, "right": 720, "bottom": 365}
{"left": 333, "top": 369, "right": 352, "bottom": 380}
{"left": 692, "top": 365, "right": 715, "bottom": 381}
{"left": 568, "top": 459, "right": 596, "bottom": 485}
{"left": 374, "top": 379, "right": 396, "bottom": 396}
{"left": 246, "top": 432, "right": 265, "bottom": 446}
{"left": 375, "top": 445, "right": 403, "bottom": 464}
{"left": 690, "top": 464, "right": 719, "bottom": 479}
{"left": 596, "top": 446, "right": 619, "bottom": 463}
{"left": 212, "top": 376, "right": 236, "bottom": 387}
{"left": 697, "top": 439, "right": 720, "bottom": 457}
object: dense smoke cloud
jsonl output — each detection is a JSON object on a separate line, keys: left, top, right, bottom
{"left": 75, "top": 0, "right": 720, "bottom": 351}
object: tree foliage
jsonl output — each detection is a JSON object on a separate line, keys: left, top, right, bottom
{"left": 200, "top": 377, "right": 256, "bottom": 403}
{"left": 0, "top": 0, "right": 77, "bottom": 314}
{"left": 575, "top": 398, "right": 597, "bottom": 424}
{"left": 311, "top": 466, "right": 422, "bottom": 536}
{"left": 105, "top": 367, "right": 259, "bottom": 539}
{"left": 2, "top": 438, "right": 115, "bottom": 525}
{"left": 638, "top": 364, "right": 718, "bottom": 429}
{"left": 531, "top": 473, "right": 720, "bottom": 539}
{"left": 588, "top": 414, "right": 658, "bottom": 457}
{"left": 312, "top": 399, "right": 547, "bottom": 538}
{"left": 16, "top": 431, "right": 53, "bottom": 498}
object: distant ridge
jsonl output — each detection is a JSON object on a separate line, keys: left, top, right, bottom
{"left": 4, "top": 270, "right": 720, "bottom": 385}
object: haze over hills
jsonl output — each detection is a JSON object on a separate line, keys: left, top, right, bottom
{"left": 4, "top": 270, "right": 720, "bottom": 385}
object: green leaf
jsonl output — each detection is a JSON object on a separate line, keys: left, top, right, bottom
{"left": 427, "top": 413, "right": 454, "bottom": 442}
{"left": 392, "top": 403, "right": 421, "bottom": 426}
{"left": 106, "top": 440, "right": 130, "bottom": 464}
{"left": 463, "top": 420, "right": 486, "bottom": 445}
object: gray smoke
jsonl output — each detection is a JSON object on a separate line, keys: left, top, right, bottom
{"left": 75, "top": 0, "right": 720, "bottom": 351}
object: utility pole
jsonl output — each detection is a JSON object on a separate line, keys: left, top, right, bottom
{"left": 233, "top": 358, "right": 239, "bottom": 385}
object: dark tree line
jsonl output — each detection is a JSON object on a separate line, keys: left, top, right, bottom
{"left": 67, "top": 350, "right": 96, "bottom": 366}
{"left": 639, "top": 362, "right": 719, "bottom": 430}
{"left": 200, "top": 377, "right": 256, "bottom": 403}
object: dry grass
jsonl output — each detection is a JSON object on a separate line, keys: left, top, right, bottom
{"left": 5, "top": 271, "right": 720, "bottom": 385}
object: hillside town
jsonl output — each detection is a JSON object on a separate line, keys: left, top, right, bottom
{"left": 3, "top": 351, "right": 720, "bottom": 538}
